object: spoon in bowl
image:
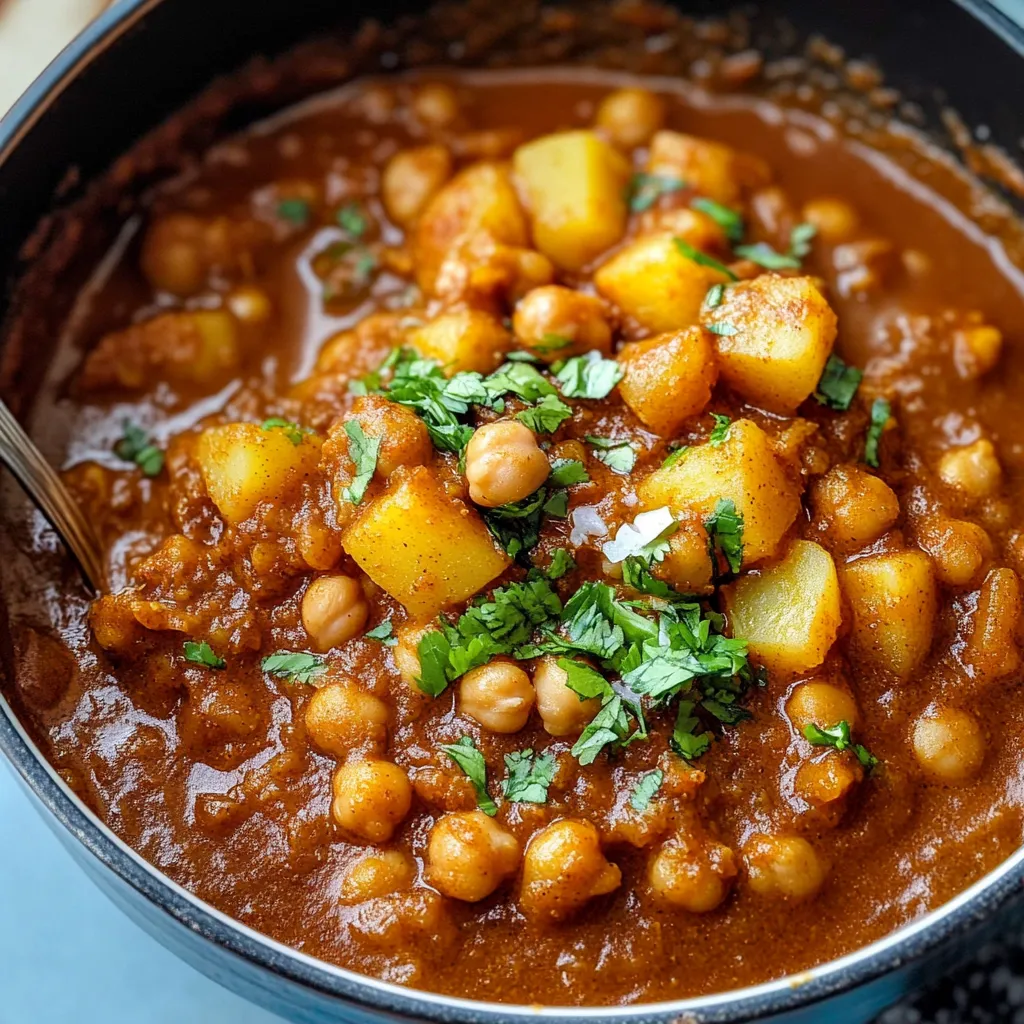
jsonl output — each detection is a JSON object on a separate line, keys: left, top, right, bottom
{"left": 0, "top": 399, "right": 105, "bottom": 593}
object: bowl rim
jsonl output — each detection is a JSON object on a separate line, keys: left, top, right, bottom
{"left": 2, "top": 0, "right": 1024, "bottom": 1020}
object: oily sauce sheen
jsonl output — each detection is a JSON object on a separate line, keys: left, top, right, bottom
{"left": 7, "top": 68, "right": 1024, "bottom": 1006}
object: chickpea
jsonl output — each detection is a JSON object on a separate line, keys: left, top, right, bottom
{"left": 393, "top": 624, "right": 429, "bottom": 693}
{"left": 140, "top": 212, "right": 209, "bottom": 296}
{"left": 459, "top": 660, "right": 535, "bottom": 733}
{"left": 226, "top": 285, "right": 272, "bottom": 324}
{"left": 520, "top": 819, "right": 621, "bottom": 921}
{"left": 648, "top": 833, "right": 737, "bottom": 912}
{"left": 464, "top": 421, "right": 551, "bottom": 508}
{"left": 794, "top": 756, "right": 861, "bottom": 809}
{"left": 912, "top": 707, "right": 985, "bottom": 782}
{"left": 305, "top": 682, "right": 388, "bottom": 761}
{"left": 339, "top": 850, "right": 416, "bottom": 904}
{"left": 426, "top": 810, "right": 521, "bottom": 902}
{"left": 810, "top": 464, "right": 899, "bottom": 550}
{"left": 938, "top": 439, "right": 1002, "bottom": 500}
{"left": 512, "top": 285, "right": 612, "bottom": 362}
{"left": 953, "top": 324, "right": 1002, "bottom": 380}
{"left": 642, "top": 207, "right": 726, "bottom": 252}
{"left": 653, "top": 520, "right": 713, "bottom": 594}
{"left": 786, "top": 681, "right": 859, "bottom": 734}
{"left": 382, "top": 145, "right": 453, "bottom": 228}
{"left": 915, "top": 515, "right": 992, "bottom": 588}
{"left": 331, "top": 759, "right": 412, "bottom": 842}
{"left": 350, "top": 395, "right": 433, "bottom": 478}
{"left": 412, "top": 82, "right": 460, "bottom": 128}
{"left": 801, "top": 197, "right": 860, "bottom": 244}
{"left": 965, "top": 567, "right": 1023, "bottom": 684}
{"left": 594, "top": 87, "right": 666, "bottom": 149}
{"left": 533, "top": 657, "right": 601, "bottom": 737}
{"left": 301, "top": 575, "right": 369, "bottom": 652}
{"left": 744, "top": 834, "right": 828, "bottom": 901}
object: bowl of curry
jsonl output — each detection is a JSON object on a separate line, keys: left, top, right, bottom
{"left": 3, "top": 0, "right": 1024, "bottom": 1021}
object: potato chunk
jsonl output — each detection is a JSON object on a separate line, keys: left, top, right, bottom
{"left": 617, "top": 327, "right": 718, "bottom": 436}
{"left": 647, "top": 130, "right": 768, "bottom": 205}
{"left": 702, "top": 275, "right": 837, "bottom": 414}
{"left": 839, "top": 550, "right": 938, "bottom": 680}
{"left": 341, "top": 466, "right": 511, "bottom": 618}
{"left": 638, "top": 419, "right": 801, "bottom": 566}
{"left": 513, "top": 130, "right": 630, "bottom": 271}
{"left": 595, "top": 232, "right": 727, "bottom": 335}
{"left": 724, "top": 541, "right": 841, "bottom": 676}
{"left": 407, "top": 309, "right": 510, "bottom": 375}
{"left": 196, "top": 422, "right": 322, "bottom": 525}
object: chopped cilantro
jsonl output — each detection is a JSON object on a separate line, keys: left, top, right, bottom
{"left": 671, "top": 699, "right": 713, "bottom": 761}
{"left": 543, "top": 490, "right": 569, "bottom": 518}
{"left": 673, "top": 237, "right": 738, "bottom": 281}
{"left": 442, "top": 736, "right": 497, "bottom": 816}
{"left": 705, "top": 322, "right": 739, "bottom": 337}
{"left": 546, "top": 548, "right": 576, "bottom": 579}
{"left": 482, "top": 486, "right": 548, "bottom": 560}
{"left": 571, "top": 690, "right": 646, "bottom": 766}
{"left": 733, "top": 241, "right": 801, "bottom": 270}
{"left": 261, "top": 417, "right": 308, "bottom": 446}
{"left": 336, "top": 202, "right": 368, "bottom": 239}
{"left": 485, "top": 361, "right": 557, "bottom": 404}
{"left": 560, "top": 657, "right": 615, "bottom": 700}
{"left": 536, "top": 333, "right": 573, "bottom": 353}
{"left": 517, "top": 393, "right": 573, "bottom": 433}
{"left": 415, "top": 631, "right": 454, "bottom": 697}
{"left": 864, "top": 397, "right": 891, "bottom": 468}
{"left": 803, "top": 720, "right": 879, "bottom": 773}
{"left": 341, "top": 420, "right": 381, "bottom": 504}
{"left": 183, "top": 640, "right": 225, "bottom": 670}
{"left": 627, "top": 172, "right": 686, "bottom": 213}
{"left": 364, "top": 621, "right": 396, "bottom": 646}
{"left": 549, "top": 459, "right": 590, "bottom": 487}
{"left": 814, "top": 353, "right": 863, "bottom": 411}
{"left": 705, "top": 498, "right": 744, "bottom": 576}
{"left": 585, "top": 435, "right": 637, "bottom": 475}
{"left": 503, "top": 748, "right": 556, "bottom": 803}
{"left": 691, "top": 197, "right": 744, "bottom": 242}
{"left": 708, "top": 413, "right": 732, "bottom": 445}
{"left": 661, "top": 444, "right": 688, "bottom": 469}
{"left": 115, "top": 420, "right": 164, "bottom": 477}
{"left": 260, "top": 650, "right": 325, "bottom": 685}
{"left": 277, "top": 197, "right": 311, "bottom": 226}
{"left": 629, "top": 768, "right": 664, "bottom": 811}
{"left": 788, "top": 221, "right": 817, "bottom": 259}
{"left": 703, "top": 283, "right": 726, "bottom": 309}
{"left": 621, "top": 556, "right": 684, "bottom": 600}
{"left": 555, "top": 352, "right": 623, "bottom": 400}
{"left": 602, "top": 507, "right": 678, "bottom": 565}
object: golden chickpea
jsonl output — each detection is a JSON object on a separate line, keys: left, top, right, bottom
{"left": 793, "top": 756, "right": 861, "bottom": 809}
{"left": 520, "top": 819, "right": 621, "bottom": 921}
{"left": 648, "top": 833, "right": 737, "bottom": 912}
{"left": 810, "top": 464, "right": 900, "bottom": 550}
{"left": 912, "top": 707, "right": 985, "bottom": 782}
{"left": 915, "top": 515, "right": 992, "bottom": 588}
{"left": 339, "top": 850, "right": 416, "bottom": 904}
{"left": 786, "top": 681, "right": 859, "bottom": 734}
{"left": 953, "top": 324, "right": 1002, "bottom": 380}
{"left": 459, "top": 660, "right": 535, "bottom": 733}
{"left": 412, "top": 82, "right": 460, "bottom": 128}
{"left": 464, "top": 421, "right": 551, "bottom": 508}
{"left": 301, "top": 575, "right": 369, "bottom": 652}
{"left": 938, "top": 439, "right": 1002, "bottom": 500}
{"left": 595, "top": 87, "right": 666, "bottom": 149}
{"left": 653, "top": 520, "right": 713, "bottom": 594}
{"left": 512, "top": 285, "right": 612, "bottom": 362}
{"left": 426, "top": 810, "right": 521, "bottom": 902}
{"left": 382, "top": 145, "right": 453, "bottom": 228}
{"left": 331, "top": 759, "right": 412, "bottom": 842}
{"left": 350, "top": 395, "right": 433, "bottom": 478}
{"left": 533, "top": 657, "right": 601, "bottom": 737}
{"left": 801, "top": 197, "right": 860, "bottom": 244}
{"left": 305, "top": 682, "right": 389, "bottom": 761}
{"left": 744, "top": 834, "right": 829, "bottom": 901}
{"left": 226, "top": 285, "right": 272, "bottom": 324}
{"left": 140, "top": 212, "right": 209, "bottom": 296}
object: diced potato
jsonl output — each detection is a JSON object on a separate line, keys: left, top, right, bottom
{"left": 638, "top": 419, "right": 801, "bottom": 566}
{"left": 197, "top": 422, "right": 322, "bottom": 525}
{"left": 839, "top": 550, "right": 938, "bottom": 681}
{"left": 414, "top": 162, "right": 528, "bottom": 294}
{"left": 617, "top": 327, "right": 718, "bottom": 436}
{"left": 647, "top": 130, "right": 768, "bottom": 205}
{"left": 724, "top": 540, "right": 841, "bottom": 676}
{"left": 407, "top": 309, "right": 510, "bottom": 375}
{"left": 342, "top": 466, "right": 511, "bottom": 618}
{"left": 594, "top": 232, "right": 727, "bottom": 334}
{"left": 513, "top": 130, "right": 630, "bottom": 271}
{"left": 702, "top": 276, "right": 837, "bottom": 414}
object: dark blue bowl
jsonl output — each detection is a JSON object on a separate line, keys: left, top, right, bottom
{"left": 2, "top": 2, "right": 1024, "bottom": 1020}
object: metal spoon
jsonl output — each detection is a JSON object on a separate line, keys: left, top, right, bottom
{"left": 0, "top": 399, "right": 104, "bottom": 593}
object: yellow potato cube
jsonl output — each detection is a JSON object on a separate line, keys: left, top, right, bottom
{"left": 638, "top": 419, "right": 800, "bottom": 566}
{"left": 839, "top": 550, "right": 938, "bottom": 681}
{"left": 408, "top": 309, "right": 510, "bottom": 375}
{"left": 595, "top": 233, "right": 727, "bottom": 335}
{"left": 724, "top": 540, "right": 841, "bottom": 676}
{"left": 342, "top": 466, "right": 511, "bottom": 619}
{"left": 513, "top": 130, "right": 630, "bottom": 271}
{"left": 702, "top": 275, "right": 837, "bottom": 414}
{"left": 617, "top": 327, "right": 718, "bottom": 437}
{"left": 647, "top": 130, "right": 768, "bottom": 205}
{"left": 197, "top": 422, "right": 322, "bottom": 525}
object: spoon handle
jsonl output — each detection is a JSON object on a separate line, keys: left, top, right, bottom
{"left": 0, "top": 400, "right": 105, "bottom": 593}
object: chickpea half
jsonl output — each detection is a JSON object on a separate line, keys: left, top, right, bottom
{"left": 305, "top": 682, "right": 388, "bottom": 761}
{"left": 426, "top": 810, "right": 520, "bottom": 902}
{"left": 533, "top": 657, "right": 601, "bottom": 737}
{"left": 459, "top": 660, "right": 535, "bottom": 733}
{"left": 464, "top": 421, "right": 551, "bottom": 508}
{"left": 302, "top": 574, "right": 369, "bottom": 652}
{"left": 331, "top": 759, "right": 413, "bottom": 843}
{"left": 744, "top": 833, "right": 829, "bottom": 901}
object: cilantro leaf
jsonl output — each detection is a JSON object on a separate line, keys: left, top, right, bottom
{"left": 629, "top": 768, "right": 664, "bottom": 811}
{"left": 536, "top": 333, "right": 573, "bottom": 354}
{"left": 662, "top": 444, "right": 688, "bottom": 469}
{"left": 115, "top": 420, "right": 164, "bottom": 477}
{"left": 864, "top": 397, "right": 891, "bottom": 469}
{"left": 484, "top": 361, "right": 557, "bottom": 404}
{"left": 364, "top": 621, "right": 396, "bottom": 645}
{"left": 337, "top": 201, "right": 368, "bottom": 239}
{"left": 261, "top": 417, "right": 308, "bottom": 446}
{"left": 671, "top": 699, "right": 713, "bottom": 761}
{"left": 691, "top": 197, "right": 744, "bottom": 242}
{"left": 546, "top": 548, "right": 576, "bottom": 580}
{"left": 733, "top": 241, "right": 801, "bottom": 270}
{"left": 503, "top": 748, "right": 556, "bottom": 803}
{"left": 570, "top": 691, "right": 646, "bottom": 766}
{"left": 260, "top": 650, "right": 325, "bottom": 685}
{"left": 516, "top": 393, "right": 573, "bottom": 433}
{"left": 705, "top": 498, "right": 743, "bottom": 575}
{"left": 814, "top": 353, "right": 863, "bottom": 411}
{"left": 183, "top": 640, "right": 225, "bottom": 670}
{"left": 585, "top": 435, "right": 636, "bottom": 475}
{"left": 803, "top": 720, "right": 879, "bottom": 773}
{"left": 277, "top": 197, "right": 311, "bottom": 226}
{"left": 482, "top": 486, "right": 548, "bottom": 560}
{"left": 621, "top": 556, "right": 685, "bottom": 600}
{"left": 549, "top": 459, "right": 590, "bottom": 486}
{"left": 708, "top": 413, "right": 731, "bottom": 444}
{"left": 788, "top": 221, "right": 817, "bottom": 259}
{"left": 602, "top": 507, "right": 678, "bottom": 565}
{"left": 627, "top": 172, "right": 686, "bottom": 213}
{"left": 415, "top": 631, "right": 455, "bottom": 697}
{"left": 543, "top": 490, "right": 569, "bottom": 518}
{"left": 442, "top": 736, "right": 497, "bottom": 816}
{"left": 559, "top": 658, "right": 615, "bottom": 700}
{"left": 705, "top": 322, "right": 739, "bottom": 336}
{"left": 555, "top": 352, "right": 623, "bottom": 400}
{"left": 341, "top": 420, "right": 381, "bottom": 504}
{"left": 703, "top": 283, "right": 726, "bottom": 309}
{"left": 673, "top": 237, "right": 738, "bottom": 281}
